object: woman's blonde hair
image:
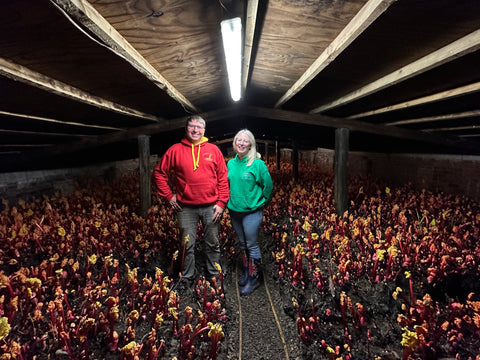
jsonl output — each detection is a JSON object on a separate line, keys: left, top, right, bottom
{"left": 233, "top": 129, "right": 260, "bottom": 166}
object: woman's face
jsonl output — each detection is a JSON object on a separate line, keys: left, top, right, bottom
{"left": 235, "top": 133, "right": 251, "bottom": 158}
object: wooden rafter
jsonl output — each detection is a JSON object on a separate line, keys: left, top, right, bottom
{"left": 245, "top": 107, "right": 479, "bottom": 151}
{"left": 215, "top": 138, "right": 235, "bottom": 145}
{"left": 274, "top": 0, "right": 396, "bottom": 108}
{"left": 9, "top": 106, "right": 480, "bottom": 166}
{"left": 424, "top": 125, "right": 480, "bottom": 132}
{"left": 52, "top": 0, "right": 198, "bottom": 114}
{"left": 12, "top": 107, "right": 238, "bottom": 162}
{"left": 386, "top": 110, "right": 480, "bottom": 127}
{"left": 310, "top": 29, "right": 480, "bottom": 113}
{"left": 0, "top": 129, "right": 94, "bottom": 137}
{"left": 214, "top": 137, "right": 275, "bottom": 145}
{"left": 0, "top": 57, "right": 159, "bottom": 122}
{"left": 0, "top": 110, "right": 123, "bottom": 131}
{"left": 0, "top": 151, "right": 23, "bottom": 155}
{"left": 348, "top": 82, "right": 480, "bottom": 119}
{"left": 0, "top": 144, "right": 53, "bottom": 148}
{"left": 242, "top": 0, "right": 259, "bottom": 94}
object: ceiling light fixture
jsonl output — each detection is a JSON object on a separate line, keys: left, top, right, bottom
{"left": 221, "top": 17, "right": 242, "bottom": 102}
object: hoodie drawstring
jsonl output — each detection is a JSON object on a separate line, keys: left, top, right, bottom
{"left": 192, "top": 143, "right": 201, "bottom": 170}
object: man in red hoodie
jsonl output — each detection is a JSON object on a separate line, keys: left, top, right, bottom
{"left": 152, "top": 115, "right": 229, "bottom": 285}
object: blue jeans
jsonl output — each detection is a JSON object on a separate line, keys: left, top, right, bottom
{"left": 230, "top": 209, "right": 263, "bottom": 260}
{"left": 177, "top": 205, "right": 220, "bottom": 279}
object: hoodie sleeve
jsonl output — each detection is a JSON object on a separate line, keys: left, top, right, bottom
{"left": 152, "top": 148, "right": 175, "bottom": 202}
{"left": 214, "top": 147, "right": 229, "bottom": 208}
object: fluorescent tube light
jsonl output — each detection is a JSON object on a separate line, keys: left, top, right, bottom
{"left": 221, "top": 17, "right": 242, "bottom": 102}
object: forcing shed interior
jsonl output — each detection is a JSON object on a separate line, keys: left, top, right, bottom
{"left": 1, "top": 0, "right": 480, "bottom": 173}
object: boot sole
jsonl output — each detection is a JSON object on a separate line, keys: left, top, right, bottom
{"left": 238, "top": 278, "right": 248, "bottom": 286}
{"left": 240, "top": 281, "right": 260, "bottom": 295}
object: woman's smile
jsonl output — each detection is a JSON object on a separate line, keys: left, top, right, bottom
{"left": 235, "top": 133, "right": 250, "bottom": 157}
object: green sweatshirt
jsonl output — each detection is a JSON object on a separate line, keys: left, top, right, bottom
{"left": 227, "top": 155, "right": 273, "bottom": 212}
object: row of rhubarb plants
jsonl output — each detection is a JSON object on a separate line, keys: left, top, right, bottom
{"left": 263, "top": 162, "right": 480, "bottom": 359}
{"left": 1, "top": 162, "right": 480, "bottom": 359}
{"left": 0, "top": 173, "right": 227, "bottom": 360}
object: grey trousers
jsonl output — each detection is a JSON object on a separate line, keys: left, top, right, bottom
{"left": 177, "top": 205, "right": 220, "bottom": 279}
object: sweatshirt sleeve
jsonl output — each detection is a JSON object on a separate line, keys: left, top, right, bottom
{"left": 215, "top": 148, "right": 229, "bottom": 208}
{"left": 152, "top": 149, "right": 174, "bottom": 202}
{"left": 258, "top": 161, "right": 273, "bottom": 204}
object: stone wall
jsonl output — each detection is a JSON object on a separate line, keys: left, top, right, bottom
{"left": 0, "top": 157, "right": 159, "bottom": 205}
{"left": 298, "top": 148, "right": 480, "bottom": 201}
{"left": 3, "top": 149, "right": 479, "bottom": 205}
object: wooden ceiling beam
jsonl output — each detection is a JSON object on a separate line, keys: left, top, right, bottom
{"left": 274, "top": 0, "right": 396, "bottom": 108}
{"left": 310, "top": 29, "right": 480, "bottom": 113}
{"left": 348, "top": 81, "right": 480, "bottom": 119}
{"left": 10, "top": 106, "right": 480, "bottom": 166}
{"left": 385, "top": 110, "right": 480, "bottom": 127}
{"left": 0, "top": 144, "right": 53, "bottom": 148}
{"left": 245, "top": 106, "right": 479, "bottom": 152}
{"left": 0, "top": 110, "right": 123, "bottom": 131}
{"left": 12, "top": 107, "right": 241, "bottom": 162}
{"left": 0, "top": 129, "right": 93, "bottom": 137}
{"left": 0, "top": 151, "right": 22, "bottom": 155}
{"left": 214, "top": 137, "right": 275, "bottom": 145}
{"left": 242, "top": 0, "right": 259, "bottom": 94}
{"left": 0, "top": 57, "right": 159, "bottom": 122}
{"left": 52, "top": 0, "right": 198, "bottom": 114}
{"left": 215, "top": 138, "right": 235, "bottom": 145}
{"left": 424, "top": 125, "right": 480, "bottom": 132}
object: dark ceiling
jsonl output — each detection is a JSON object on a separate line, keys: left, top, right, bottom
{"left": 1, "top": 0, "right": 480, "bottom": 173}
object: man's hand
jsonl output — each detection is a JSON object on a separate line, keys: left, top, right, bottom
{"left": 212, "top": 204, "right": 224, "bottom": 223}
{"left": 169, "top": 194, "right": 182, "bottom": 212}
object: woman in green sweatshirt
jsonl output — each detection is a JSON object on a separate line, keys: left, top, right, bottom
{"left": 227, "top": 129, "right": 273, "bottom": 295}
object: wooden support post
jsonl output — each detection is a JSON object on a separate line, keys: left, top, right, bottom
{"left": 275, "top": 140, "right": 280, "bottom": 170}
{"left": 293, "top": 139, "right": 299, "bottom": 182}
{"left": 334, "top": 128, "right": 349, "bottom": 216}
{"left": 138, "top": 135, "right": 151, "bottom": 217}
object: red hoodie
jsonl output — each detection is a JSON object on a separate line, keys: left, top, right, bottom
{"left": 152, "top": 137, "right": 229, "bottom": 208}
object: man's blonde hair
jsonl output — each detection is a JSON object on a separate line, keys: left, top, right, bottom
{"left": 186, "top": 115, "right": 206, "bottom": 129}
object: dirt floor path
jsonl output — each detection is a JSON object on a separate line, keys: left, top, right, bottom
{"left": 223, "top": 265, "right": 303, "bottom": 360}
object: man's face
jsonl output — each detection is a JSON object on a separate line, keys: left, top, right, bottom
{"left": 186, "top": 120, "right": 205, "bottom": 144}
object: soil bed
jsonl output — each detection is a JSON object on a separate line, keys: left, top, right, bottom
{"left": 3, "top": 170, "right": 480, "bottom": 360}
{"left": 186, "top": 230, "right": 406, "bottom": 360}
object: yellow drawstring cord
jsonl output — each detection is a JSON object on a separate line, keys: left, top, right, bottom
{"left": 192, "top": 143, "right": 201, "bottom": 170}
